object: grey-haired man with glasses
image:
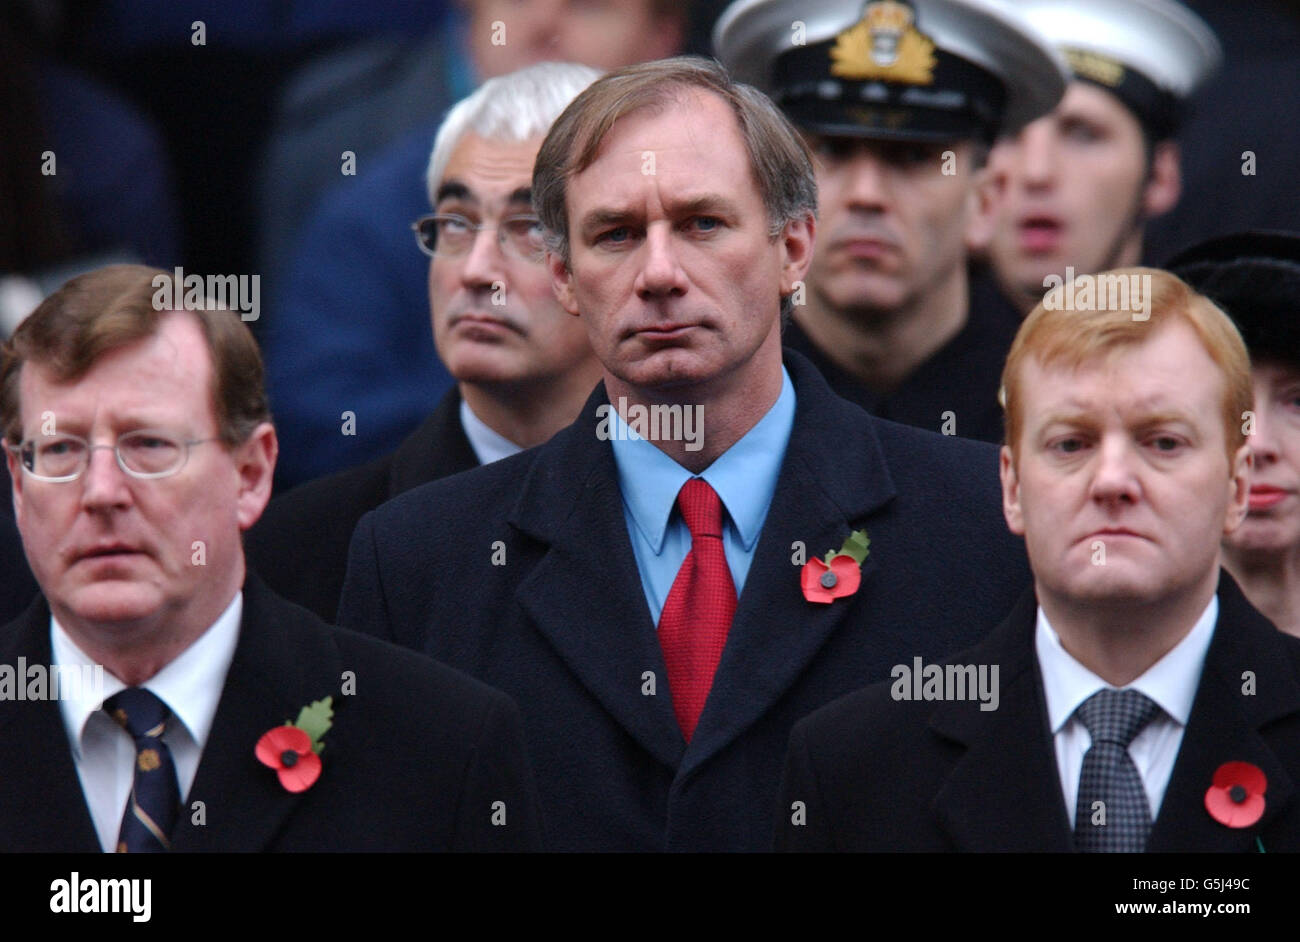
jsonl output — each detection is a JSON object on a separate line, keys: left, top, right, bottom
{"left": 0, "top": 264, "right": 542, "bottom": 851}
{"left": 246, "top": 62, "right": 604, "bottom": 623}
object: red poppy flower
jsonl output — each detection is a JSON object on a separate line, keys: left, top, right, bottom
{"left": 256, "top": 725, "right": 322, "bottom": 793}
{"left": 801, "top": 554, "right": 861, "bottom": 604}
{"left": 1204, "top": 761, "right": 1267, "bottom": 828}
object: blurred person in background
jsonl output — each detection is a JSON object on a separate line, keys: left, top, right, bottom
{"left": 0, "top": 15, "right": 180, "bottom": 337}
{"left": 262, "top": 0, "right": 688, "bottom": 487}
{"left": 246, "top": 63, "right": 603, "bottom": 623}
{"left": 1142, "top": 0, "right": 1300, "bottom": 264}
{"left": 979, "top": 0, "right": 1220, "bottom": 316}
{"left": 1172, "top": 231, "right": 1300, "bottom": 638}
{"left": 55, "top": 0, "right": 451, "bottom": 286}
{"left": 715, "top": 0, "right": 1065, "bottom": 445}
{"left": 257, "top": 0, "right": 692, "bottom": 299}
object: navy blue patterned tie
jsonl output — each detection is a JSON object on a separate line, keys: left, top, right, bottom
{"left": 1073, "top": 688, "right": 1161, "bottom": 852}
{"left": 105, "top": 688, "right": 180, "bottom": 852}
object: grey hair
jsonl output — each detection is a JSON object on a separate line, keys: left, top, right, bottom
{"left": 425, "top": 61, "right": 603, "bottom": 205}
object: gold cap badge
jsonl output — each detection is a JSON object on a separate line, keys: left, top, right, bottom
{"left": 831, "top": 0, "right": 937, "bottom": 85}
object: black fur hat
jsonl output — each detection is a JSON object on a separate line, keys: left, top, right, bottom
{"left": 1167, "top": 231, "right": 1300, "bottom": 369}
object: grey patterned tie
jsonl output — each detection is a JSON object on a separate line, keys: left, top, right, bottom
{"left": 1073, "top": 688, "right": 1161, "bottom": 852}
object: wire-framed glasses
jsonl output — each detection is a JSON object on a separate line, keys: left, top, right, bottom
{"left": 7, "top": 430, "right": 219, "bottom": 482}
{"left": 411, "top": 213, "right": 547, "bottom": 262}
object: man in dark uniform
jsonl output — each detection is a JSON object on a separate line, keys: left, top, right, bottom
{"left": 714, "top": 0, "right": 1066, "bottom": 443}
{"left": 246, "top": 63, "right": 604, "bottom": 623}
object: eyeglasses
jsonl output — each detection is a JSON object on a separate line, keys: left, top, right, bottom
{"left": 6, "top": 430, "right": 220, "bottom": 482}
{"left": 411, "top": 213, "right": 547, "bottom": 262}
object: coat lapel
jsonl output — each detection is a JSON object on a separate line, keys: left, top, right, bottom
{"left": 928, "top": 590, "right": 1074, "bottom": 851}
{"left": 509, "top": 353, "right": 904, "bottom": 778}
{"left": 1148, "top": 573, "right": 1300, "bottom": 852}
{"left": 0, "top": 586, "right": 341, "bottom": 852}
{"left": 929, "top": 573, "right": 1300, "bottom": 852}
{"left": 388, "top": 386, "right": 478, "bottom": 497}
{"left": 509, "top": 385, "right": 685, "bottom": 770}
{"left": 170, "top": 575, "right": 345, "bottom": 851}
{"left": 0, "top": 595, "right": 100, "bottom": 851}
{"left": 682, "top": 352, "right": 897, "bottom": 776}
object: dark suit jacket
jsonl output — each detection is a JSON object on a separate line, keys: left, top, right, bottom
{"left": 338, "top": 350, "right": 1031, "bottom": 851}
{"left": 776, "top": 572, "right": 1300, "bottom": 852}
{"left": 781, "top": 266, "right": 1021, "bottom": 445}
{"left": 0, "top": 573, "right": 541, "bottom": 851}
{"left": 0, "top": 462, "right": 38, "bottom": 624}
{"left": 246, "top": 386, "right": 478, "bottom": 622}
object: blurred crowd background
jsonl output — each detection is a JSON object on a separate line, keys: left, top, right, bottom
{"left": 3, "top": 1, "right": 726, "bottom": 294}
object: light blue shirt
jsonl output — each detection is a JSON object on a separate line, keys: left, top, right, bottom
{"left": 459, "top": 398, "right": 523, "bottom": 466}
{"left": 610, "top": 367, "right": 796, "bottom": 626}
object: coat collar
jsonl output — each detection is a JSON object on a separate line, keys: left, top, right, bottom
{"left": 506, "top": 350, "right": 898, "bottom": 775}
{"left": 170, "top": 572, "right": 346, "bottom": 850}
{"left": 927, "top": 587, "right": 1074, "bottom": 850}
{"left": 928, "top": 572, "right": 1300, "bottom": 851}
{"left": 1147, "top": 573, "right": 1300, "bottom": 851}
{"left": 0, "top": 594, "right": 101, "bottom": 851}
{"left": 387, "top": 385, "right": 478, "bottom": 498}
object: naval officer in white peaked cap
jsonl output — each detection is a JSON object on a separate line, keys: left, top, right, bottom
{"left": 714, "top": 0, "right": 1068, "bottom": 445}
{"left": 981, "top": 0, "right": 1222, "bottom": 315}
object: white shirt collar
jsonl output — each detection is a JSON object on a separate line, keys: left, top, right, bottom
{"left": 53, "top": 591, "right": 243, "bottom": 760}
{"left": 1036, "top": 593, "right": 1218, "bottom": 735}
{"left": 459, "top": 397, "right": 523, "bottom": 466}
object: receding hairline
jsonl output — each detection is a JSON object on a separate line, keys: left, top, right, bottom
{"left": 436, "top": 128, "right": 545, "bottom": 187}
{"left": 568, "top": 83, "right": 749, "bottom": 179}
{"left": 1, "top": 264, "right": 272, "bottom": 449}
{"left": 11, "top": 308, "right": 224, "bottom": 435}
{"left": 562, "top": 87, "right": 767, "bottom": 236}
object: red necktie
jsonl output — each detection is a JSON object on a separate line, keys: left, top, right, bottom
{"left": 658, "top": 478, "right": 737, "bottom": 742}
